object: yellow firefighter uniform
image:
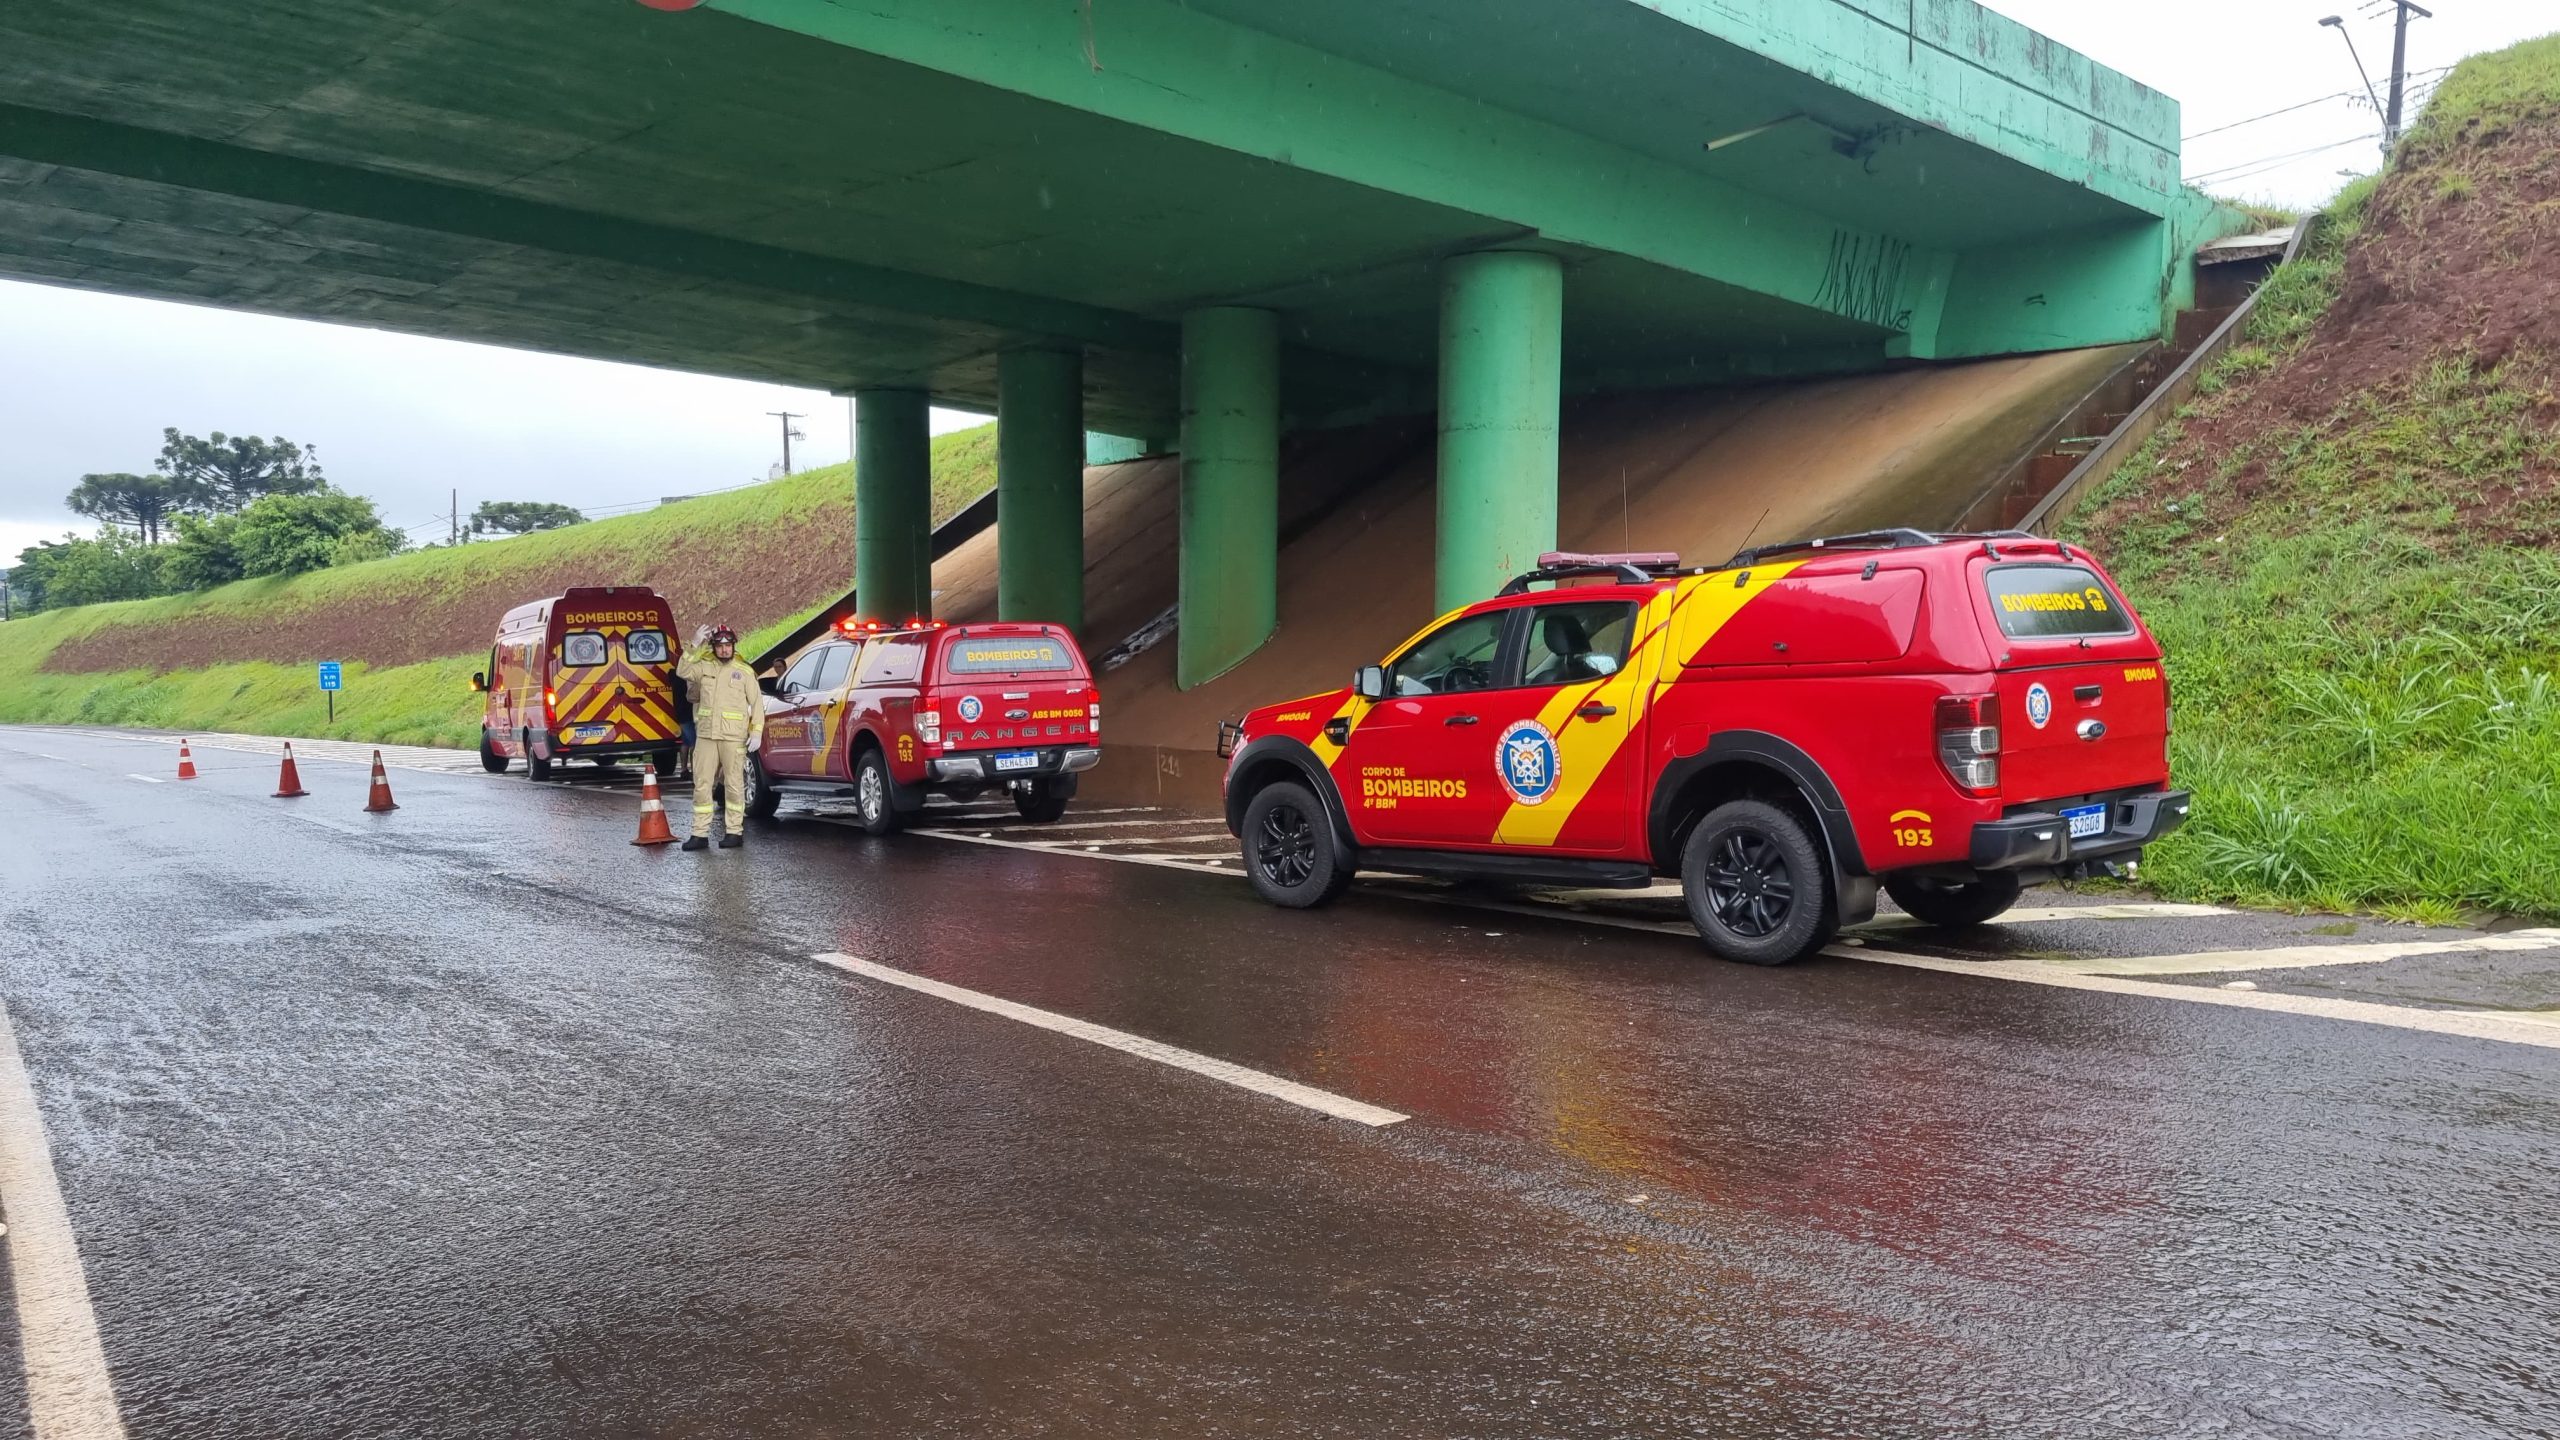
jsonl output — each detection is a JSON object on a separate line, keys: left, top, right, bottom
{"left": 676, "top": 649, "right": 764, "bottom": 838}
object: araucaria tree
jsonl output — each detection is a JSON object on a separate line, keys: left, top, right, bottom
{"left": 63, "top": 472, "right": 206, "bottom": 543}
{"left": 156, "top": 429, "right": 326, "bottom": 512}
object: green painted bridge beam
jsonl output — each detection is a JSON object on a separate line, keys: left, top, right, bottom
{"left": 854, "top": 390, "right": 933, "bottom": 624}
{"left": 713, "top": 0, "right": 1958, "bottom": 341}
{"left": 1176, "top": 308, "right": 1280, "bottom": 690}
{"left": 997, "top": 348, "right": 1087, "bottom": 635}
{"left": 0, "top": 102, "right": 1174, "bottom": 357}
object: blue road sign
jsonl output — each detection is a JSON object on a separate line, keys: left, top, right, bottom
{"left": 317, "top": 661, "right": 343, "bottom": 692}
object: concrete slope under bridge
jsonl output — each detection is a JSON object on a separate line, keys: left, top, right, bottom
{"left": 841, "top": 343, "right": 2138, "bottom": 808}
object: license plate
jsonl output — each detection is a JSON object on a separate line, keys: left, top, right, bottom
{"left": 992, "top": 751, "right": 1040, "bottom": 773}
{"left": 565, "top": 724, "right": 615, "bottom": 744}
{"left": 2062, "top": 802, "right": 2109, "bottom": 840}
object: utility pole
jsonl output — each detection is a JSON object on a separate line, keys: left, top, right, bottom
{"left": 767, "top": 410, "right": 807, "bottom": 476}
{"left": 2383, "top": 0, "right": 2432, "bottom": 152}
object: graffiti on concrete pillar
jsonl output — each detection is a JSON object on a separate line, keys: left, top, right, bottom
{"left": 1814, "top": 230, "right": 1913, "bottom": 331}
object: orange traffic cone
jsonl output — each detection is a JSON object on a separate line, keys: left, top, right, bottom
{"left": 631, "top": 762, "right": 676, "bottom": 846}
{"left": 273, "top": 743, "right": 309, "bottom": 798}
{"left": 363, "top": 751, "right": 398, "bottom": 813}
{"left": 176, "top": 740, "right": 198, "bottom": 781}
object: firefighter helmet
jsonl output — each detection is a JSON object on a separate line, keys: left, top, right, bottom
{"left": 708, "top": 623, "right": 739, "bottom": 648}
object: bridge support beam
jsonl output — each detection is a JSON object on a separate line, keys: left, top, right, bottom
{"left": 997, "top": 348, "right": 1086, "bottom": 633}
{"left": 1177, "top": 307, "right": 1280, "bottom": 689}
{"left": 854, "top": 388, "right": 933, "bottom": 623}
{"left": 1436, "top": 250, "right": 1563, "bottom": 612}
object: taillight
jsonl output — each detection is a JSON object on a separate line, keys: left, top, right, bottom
{"left": 544, "top": 688, "right": 557, "bottom": 724}
{"left": 917, "top": 709, "right": 941, "bottom": 745}
{"left": 1935, "top": 693, "right": 2000, "bottom": 794}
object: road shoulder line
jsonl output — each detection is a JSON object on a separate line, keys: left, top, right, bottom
{"left": 0, "top": 998, "right": 130, "bottom": 1439}
{"left": 814, "top": 953, "right": 1408, "bottom": 1127}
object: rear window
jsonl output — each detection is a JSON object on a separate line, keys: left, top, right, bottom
{"left": 1983, "top": 564, "right": 2135, "bottom": 639}
{"left": 562, "top": 632, "right": 608, "bottom": 667}
{"left": 624, "top": 629, "right": 669, "bottom": 664}
{"left": 945, "top": 634, "right": 1078, "bottom": 675}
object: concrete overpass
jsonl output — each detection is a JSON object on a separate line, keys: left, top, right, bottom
{"left": 0, "top": 0, "right": 2241, "bottom": 682}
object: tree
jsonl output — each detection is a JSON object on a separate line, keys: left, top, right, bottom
{"left": 64, "top": 472, "right": 207, "bottom": 544}
{"left": 157, "top": 429, "right": 325, "bottom": 512}
{"left": 470, "top": 500, "right": 587, "bottom": 536}
{"left": 10, "top": 531, "right": 168, "bottom": 610}
{"left": 162, "top": 512, "right": 248, "bottom": 591}
{"left": 231, "top": 492, "right": 403, "bottom": 577}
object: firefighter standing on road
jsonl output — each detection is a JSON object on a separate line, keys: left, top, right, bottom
{"left": 676, "top": 622, "right": 763, "bottom": 850}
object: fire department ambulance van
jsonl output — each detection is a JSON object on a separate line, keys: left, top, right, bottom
{"left": 1219, "top": 530, "right": 2189, "bottom": 965}
{"left": 473, "top": 586, "right": 684, "bottom": 779}
{"left": 746, "top": 619, "right": 1100, "bottom": 833}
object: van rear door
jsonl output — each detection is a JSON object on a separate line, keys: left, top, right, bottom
{"left": 1974, "top": 560, "right": 2170, "bottom": 807}
{"left": 934, "top": 627, "right": 1095, "bottom": 761}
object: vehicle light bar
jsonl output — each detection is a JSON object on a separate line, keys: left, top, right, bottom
{"left": 1535, "top": 551, "right": 1682, "bottom": 571}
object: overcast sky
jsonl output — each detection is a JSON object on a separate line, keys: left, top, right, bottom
{"left": 2, "top": 1, "right": 2551, "bottom": 569}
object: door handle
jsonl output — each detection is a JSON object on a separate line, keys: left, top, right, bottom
{"left": 1577, "top": 702, "right": 1618, "bottom": 720}
{"left": 1444, "top": 713, "right": 1480, "bottom": 726}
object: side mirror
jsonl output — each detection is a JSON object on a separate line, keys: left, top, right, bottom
{"left": 1354, "top": 664, "right": 1388, "bottom": 701}
{"left": 469, "top": 672, "right": 487, "bottom": 693}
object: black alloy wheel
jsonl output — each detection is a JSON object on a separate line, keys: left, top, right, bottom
{"left": 1680, "top": 798, "right": 1836, "bottom": 965}
{"left": 1242, "top": 780, "right": 1354, "bottom": 908}
{"left": 1703, "top": 830, "right": 1794, "bottom": 938}
{"left": 743, "top": 753, "right": 781, "bottom": 820}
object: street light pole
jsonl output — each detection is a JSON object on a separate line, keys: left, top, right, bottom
{"left": 2318, "top": 15, "right": 2388, "bottom": 160}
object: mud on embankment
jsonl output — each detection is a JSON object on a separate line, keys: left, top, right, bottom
{"left": 921, "top": 346, "right": 2137, "bottom": 809}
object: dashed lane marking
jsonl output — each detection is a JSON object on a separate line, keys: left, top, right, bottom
{"left": 814, "top": 953, "right": 1408, "bottom": 1127}
{"left": 122, "top": 774, "right": 164, "bottom": 784}
{"left": 913, "top": 815, "right": 1205, "bottom": 833}
{"left": 0, "top": 997, "right": 130, "bottom": 1439}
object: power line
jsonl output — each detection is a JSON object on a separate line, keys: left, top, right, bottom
{"left": 2184, "top": 90, "right": 2355, "bottom": 142}
{"left": 2184, "top": 133, "right": 2385, "bottom": 185}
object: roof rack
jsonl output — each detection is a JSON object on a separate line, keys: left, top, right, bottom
{"left": 1721, "top": 528, "right": 2038, "bottom": 568}
{"left": 1498, "top": 551, "right": 1687, "bottom": 596}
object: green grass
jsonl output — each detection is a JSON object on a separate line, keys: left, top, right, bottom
{"left": 0, "top": 423, "right": 998, "bottom": 748}
{"left": 2058, "top": 36, "right": 2560, "bottom": 919}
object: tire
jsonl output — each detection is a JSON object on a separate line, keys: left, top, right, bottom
{"left": 1680, "top": 799, "right": 1837, "bottom": 965}
{"left": 479, "top": 730, "right": 510, "bottom": 775}
{"left": 852, "top": 748, "right": 905, "bottom": 836}
{"left": 1242, "top": 781, "right": 1355, "bottom": 909}
{"left": 1884, "top": 871, "right": 2023, "bottom": 929}
{"left": 651, "top": 748, "right": 681, "bottom": 780}
{"left": 1013, "top": 779, "right": 1070, "bottom": 823}
{"left": 743, "top": 753, "right": 782, "bottom": 820}
{"left": 524, "top": 730, "right": 553, "bottom": 782}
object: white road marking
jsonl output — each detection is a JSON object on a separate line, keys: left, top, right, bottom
{"left": 121, "top": 775, "right": 163, "bottom": 785}
{"left": 0, "top": 998, "right": 130, "bottom": 1439}
{"left": 2044, "top": 929, "right": 2560, "bottom": 976}
{"left": 1839, "top": 945, "right": 2560, "bottom": 1051}
{"left": 919, "top": 816, "right": 1205, "bottom": 833}
{"left": 815, "top": 953, "right": 1407, "bottom": 1126}
{"left": 1859, "top": 902, "right": 2237, "bottom": 928}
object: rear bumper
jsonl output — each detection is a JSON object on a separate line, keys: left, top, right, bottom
{"left": 547, "top": 732, "right": 678, "bottom": 758}
{"left": 1970, "top": 789, "right": 2192, "bottom": 871}
{"left": 930, "top": 745, "right": 1101, "bottom": 783}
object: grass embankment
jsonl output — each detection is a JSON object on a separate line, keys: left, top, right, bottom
{"left": 2065, "top": 34, "right": 2560, "bottom": 922}
{"left": 0, "top": 425, "right": 997, "bottom": 748}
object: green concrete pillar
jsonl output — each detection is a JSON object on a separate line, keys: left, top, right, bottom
{"left": 854, "top": 388, "right": 932, "bottom": 623}
{"left": 1436, "top": 250, "right": 1564, "bottom": 611}
{"left": 1177, "top": 306, "right": 1280, "bottom": 689}
{"left": 997, "top": 348, "right": 1086, "bottom": 633}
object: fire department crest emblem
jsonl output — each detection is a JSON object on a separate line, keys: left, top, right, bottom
{"left": 957, "top": 695, "right": 983, "bottom": 723}
{"left": 1496, "top": 719, "right": 1560, "bottom": 805}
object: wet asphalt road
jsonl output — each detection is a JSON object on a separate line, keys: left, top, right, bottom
{"left": 2, "top": 728, "right": 2557, "bottom": 1439}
